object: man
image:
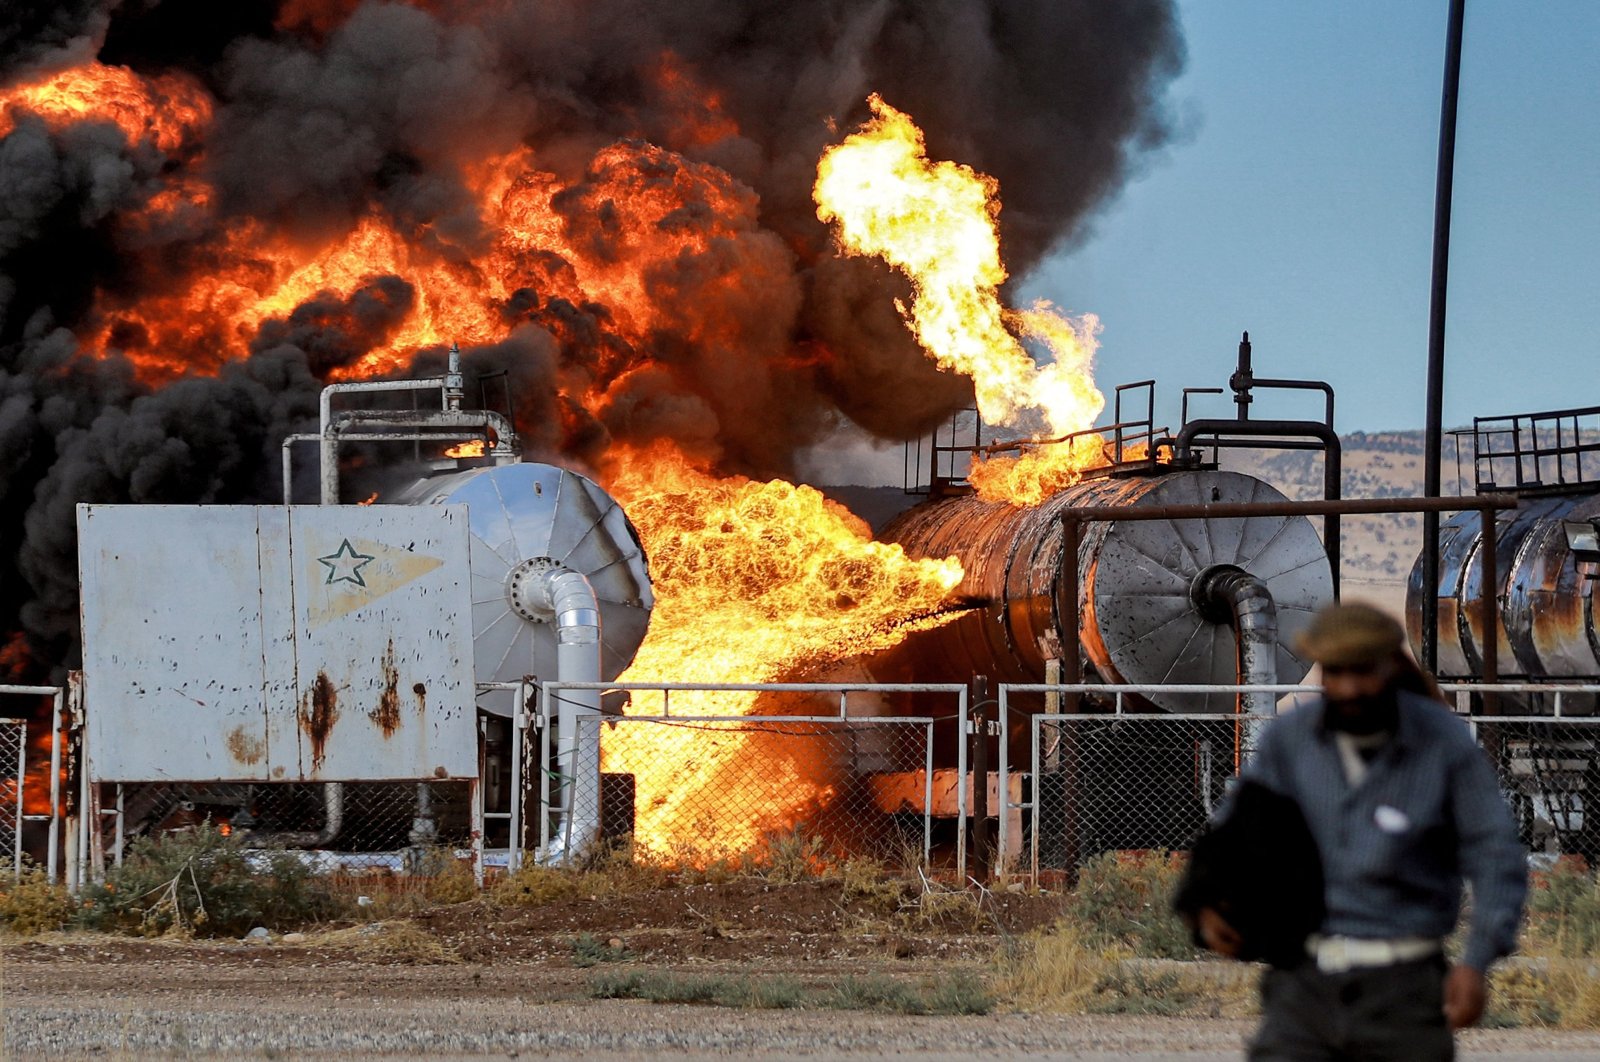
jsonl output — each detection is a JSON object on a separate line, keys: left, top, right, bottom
{"left": 1198, "top": 602, "right": 1527, "bottom": 1061}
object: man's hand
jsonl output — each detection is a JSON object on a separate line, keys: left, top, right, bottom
{"left": 1443, "top": 964, "right": 1487, "bottom": 1030}
{"left": 1197, "top": 906, "right": 1243, "bottom": 958}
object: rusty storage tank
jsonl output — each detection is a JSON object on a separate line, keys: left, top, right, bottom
{"left": 1406, "top": 494, "right": 1600, "bottom": 690}
{"left": 877, "top": 469, "right": 1333, "bottom": 713}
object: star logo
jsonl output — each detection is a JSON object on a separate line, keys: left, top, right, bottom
{"left": 317, "top": 539, "right": 375, "bottom": 587}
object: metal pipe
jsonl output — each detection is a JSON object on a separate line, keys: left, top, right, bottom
{"left": 244, "top": 782, "right": 344, "bottom": 848}
{"left": 521, "top": 567, "right": 602, "bottom": 865}
{"left": 1175, "top": 417, "right": 1343, "bottom": 594}
{"left": 1423, "top": 0, "right": 1468, "bottom": 672}
{"left": 1192, "top": 565, "right": 1279, "bottom": 717}
{"left": 322, "top": 412, "right": 517, "bottom": 505}
{"left": 1054, "top": 494, "right": 1517, "bottom": 521}
{"left": 1481, "top": 505, "right": 1498, "bottom": 714}
{"left": 48, "top": 687, "right": 62, "bottom": 882}
{"left": 319, "top": 378, "right": 447, "bottom": 504}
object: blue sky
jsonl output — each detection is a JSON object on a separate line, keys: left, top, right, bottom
{"left": 1021, "top": 0, "right": 1599, "bottom": 435}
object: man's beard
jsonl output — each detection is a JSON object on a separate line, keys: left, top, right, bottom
{"left": 1326, "top": 690, "right": 1399, "bottom": 736}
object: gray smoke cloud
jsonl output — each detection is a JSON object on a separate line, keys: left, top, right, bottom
{"left": 0, "top": 0, "right": 1184, "bottom": 678}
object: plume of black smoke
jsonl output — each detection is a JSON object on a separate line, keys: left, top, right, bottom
{"left": 0, "top": 0, "right": 1184, "bottom": 679}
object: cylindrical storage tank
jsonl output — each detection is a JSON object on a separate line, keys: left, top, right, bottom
{"left": 881, "top": 469, "right": 1333, "bottom": 713}
{"left": 391, "top": 462, "right": 653, "bottom": 712}
{"left": 1407, "top": 493, "right": 1600, "bottom": 683}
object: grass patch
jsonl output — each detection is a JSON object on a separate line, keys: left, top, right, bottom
{"left": 993, "top": 920, "right": 1112, "bottom": 1013}
{"left": 310, "top": 920, "right": 460, "bottom": 964}
{"left": 1086, "top": 967, "right": 1200, "bottom": 1016}
{"left": 571, "top": 931, "right": 633, "bottom": 967}
{"left": 587, "top": 970, "right": 991, "bottom": 1014}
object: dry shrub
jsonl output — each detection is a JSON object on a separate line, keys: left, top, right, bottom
{"left": 755, "top": 829, "right": 829, "bottom": 884}
{"left": 1524, "top": 856, "right": 1600, "bottom": 958}
{"left": 1063, "top": 850, "right": 1197, "bottom": 959}
{"left": 0, "top": 866, "right": 74, "bottom": 936}
{"left": 492, "top": 865, "right": 580, "bottom": 907}
{"left": 994, "top": 920, "right": 1110, "bottom": 1013}
{"left": 491, "top": 839, "right": 669, "bottom": 908}
{"left": 1551, "top": 962, "right": 1600, "bottom": 1028}
{"left": 312, "top": 920, "right": 459, "bottom": 964}
{"left": 77, "top": 824, "right": 333, "bottom": 937}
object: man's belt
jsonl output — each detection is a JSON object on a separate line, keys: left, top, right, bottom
{"left": 1307, "top": 934, "right": 1442, "bottom": 974}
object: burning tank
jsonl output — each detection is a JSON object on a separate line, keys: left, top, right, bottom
{"left": 880, "top": 468, "right": 1332, "bottom": 712}
{"left": 108, "top": 364, "right": 654, "bottom": 860}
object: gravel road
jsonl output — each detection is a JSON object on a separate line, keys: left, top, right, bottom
{"left": 6, "top": 958, "right": 1599, "bottom": 1060}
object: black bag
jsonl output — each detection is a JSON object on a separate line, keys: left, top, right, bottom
{"left": 1172, "top": 780, "right": 1325, "bottom": 968}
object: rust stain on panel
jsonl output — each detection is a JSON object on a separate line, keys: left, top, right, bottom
{"left": 413, "top": 682, "right": 426, "bottom": 717}
{"left": 225, "top": 726, "right": 265, "bottom": 765}
{"left": 372, "top": 639, "right": 401, "bottom": 737}
{"left": 299, "top": 671, "right": 339, "bottom": 771}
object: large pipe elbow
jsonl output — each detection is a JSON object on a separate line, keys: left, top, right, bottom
{"left": 1193, "top": 564, "right": 1279, "bottom": 715}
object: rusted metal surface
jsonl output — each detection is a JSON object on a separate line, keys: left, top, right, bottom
{"left": 882, "top": 470, "right": 1333, "bottom": 714}
{"left": 77, "top": 504, "right": 477, "bottom": 782}
{"left": 1408, "top": 492, "right": 1600, "bottom": 696}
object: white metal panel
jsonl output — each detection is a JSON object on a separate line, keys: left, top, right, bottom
{"left": 78, "top": 504, "right": 476, "bottom": 782}
{"left": 286, "top": 505, "right": 475, "bottom": 780}
{"left": 79, "top": 505, "right": 275, "bottom": 781}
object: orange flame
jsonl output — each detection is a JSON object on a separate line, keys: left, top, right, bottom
{"left": 599, "top": 442, "right": 962, "bottom": 860}
{"left": 445, "top": 440, "right": 487, "bottom": 459}
{"left": 16, "top": 68, "right": 1007, "bottom": 863}
{"left": 0, "top": 63, "right": 210, "bottom": 152}
{"left": 815, "top": 96, "right": 1107, "bottom": 503}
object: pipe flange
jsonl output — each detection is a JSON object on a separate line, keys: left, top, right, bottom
{"left": 507, "top": 557, "right": 561, "bottom": 623}
{"left": 1190, "top": 563, "right": 1249, "bottom": 625}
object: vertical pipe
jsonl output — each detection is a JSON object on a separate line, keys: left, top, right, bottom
{"left": 48, "top": 689, "right": 62, "bottom": 883}
{"left": 996, "top": 686, "right": 1009, "bottom": 883}
{"left": 13, "top": 722, "right": 23, "bottom": 873}
{"left": 1030, "top": 710, "right": 1041, "bottom": 885}
{"left": 469, "top": 777, "right": 484, "bottom": 889}
{"left": 538, "top": 684, "right": 552, "bottom": 859}
{"left": 1059, "top": 515, "right": 1082, "bottom": 879}
{"left": 955, "top": 686, "right": 968, "bottom": 879}
{"left": 922, "top": 720, "right": 934, "bottom": 867}
{"left": 1480, "top": 504, "right": 1499, "bottom": 715}
{"left": 114, "top": 784, "right": 124, "bottom": 866}
{"left": 1422, "top": 0, "right": 1468, "bottom": 672}
{"left": 971, "top": 675, "right": 988, "bottom": 881}
{"left": 510, "top": 680, "right": 526, "bottom": 873}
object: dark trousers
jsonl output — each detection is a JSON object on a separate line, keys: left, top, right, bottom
{"left": 1249, "top": 956, "right": 1452, "bottom": 1062}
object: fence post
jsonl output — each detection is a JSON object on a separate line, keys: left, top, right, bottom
{"left": 970, "top": 675, "right": 989, "bottom": 882}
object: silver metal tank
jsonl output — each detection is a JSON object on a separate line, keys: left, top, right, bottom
{"left": 1407, "top": 494, "right": 1600, "bottom": 681}
{"left": 392, "top": 462, "right": 653, "bottom": 711}
{"left": 881, "top": 469, "right": 1333, "bottom": 712}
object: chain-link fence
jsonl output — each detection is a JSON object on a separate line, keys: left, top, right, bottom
{"left": 520, "top": 682, "right": 968, "bottom": 874}
{"left": 1017, "top": 711, "right": 1274, "bottom": 881}
{"left": 1004, "top": 682, "right": 1600, "bottom": 884}
{"left": 1469, "top": 716, "right": 1600, "bottom": 860}
{"left": 0, "top": 718, "right": 25, "bottom": 876}
{"left": 97, "top": 780, "right": 476, "bottom": 875}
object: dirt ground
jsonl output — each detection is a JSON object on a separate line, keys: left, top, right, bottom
{"left": 4, "top": 881, "right": 1600, "bottom": 1059}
